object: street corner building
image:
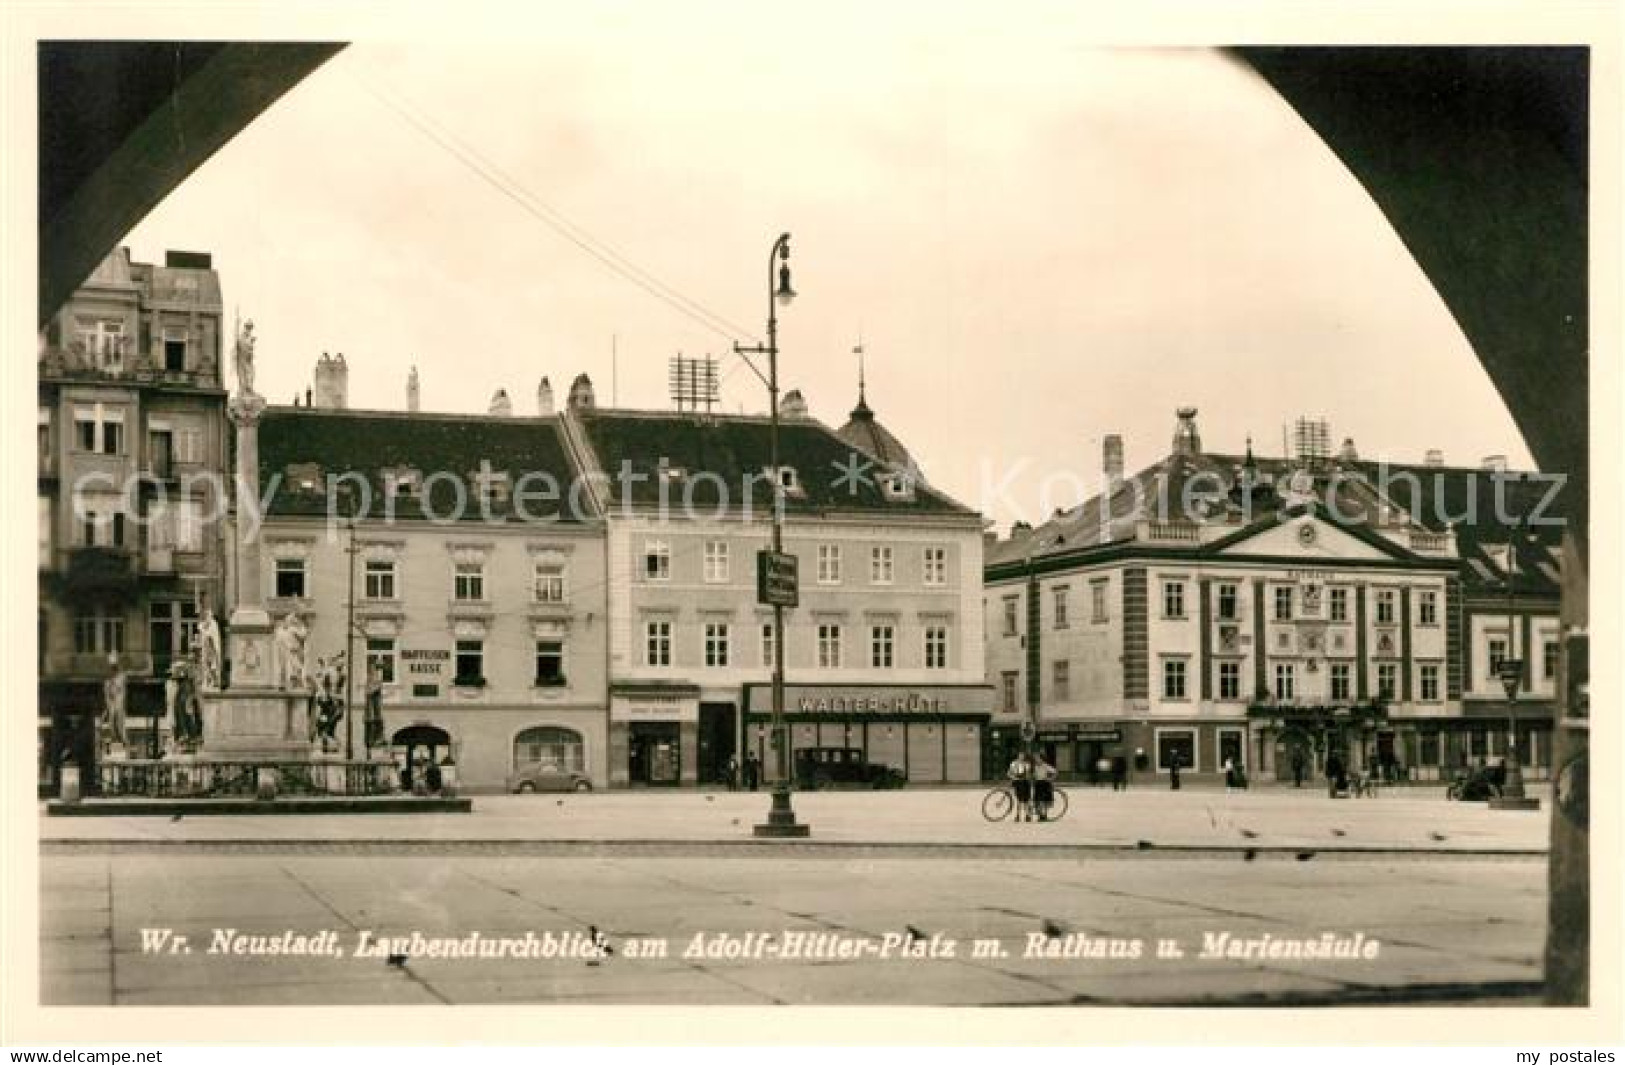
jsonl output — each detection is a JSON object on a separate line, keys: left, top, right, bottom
{"left": 983, "top": 409, "right": 1568, "bottom": 788}
{"left": 562, "top": 381, "right": 994, "bottom": 788}
{"left": 251, "top": 372, "right": 610, "bottom": 793}
{"left": 37, "top": 247, "right": 231, "bottom": 794}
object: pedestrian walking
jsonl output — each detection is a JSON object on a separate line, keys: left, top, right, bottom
{"left": 1111, "top": 754, "right": 1128, "bottom": 791}
{"left": 1326, "top": 750, "right": 1347, "bottom": 798}
{"left": 744, "top": 751, "right": 761, "bottom": 792}
{"left": 725, "top": 755, "right": 739, "bottom": 792}
{"left": 1291, "top": 747, "right": 1307, "bottom": 788}
{"left": 1169, "top": 751, "right": 1182, "bottom": 791}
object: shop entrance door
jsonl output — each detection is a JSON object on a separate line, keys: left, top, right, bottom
{"left": 697, "top": 703, "right": 736, "bottom": 785}
{"left": 630, "top": 723, "right": 681, "bottom": 786}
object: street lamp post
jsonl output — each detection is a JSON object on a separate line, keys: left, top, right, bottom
{"left": 1491, "top": 491, "right": 1540, "bottom": 810}
{"left": 737, "top": 232, "right": 810, "bottom": 838}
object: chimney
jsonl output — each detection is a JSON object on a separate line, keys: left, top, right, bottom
{"left": 489, "top": 388, "right": 513, "bottom": 417}
{"left": 1103, "top": 434, "right": 1124, "bottom": 490}
{"left": 1424, "top": 449, "right": 1444, "bottom": 468}
{"left": 312, "top": 353, "right": 349, "bottom": 410}
{"left": 1171, "top": 407, "right": 1202, "bottom": 457}
{"left": 1482, "top": 454, "right": 1508, "bottom": 472}
{"left": 407, "top": 366, "right": 420, "bottom": 413}
{"left": 568, "top": 373, "right": 596, "bottom": 412}
{"left": 1339, "top": 436, "right": 1359, "bottom": 462}
{"left": 537, "top": 377, "right": 554, "bottom": 415}
{"left": 779, "top": 388, "right": 809, "bottom": 419}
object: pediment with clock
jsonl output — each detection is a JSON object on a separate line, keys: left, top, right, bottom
{"left": 1211, "top": 512, "right": 1401, "bottom": 562}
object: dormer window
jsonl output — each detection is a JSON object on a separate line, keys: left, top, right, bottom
{"left": 769, "top": 466, "right": 803, "bottom": 496}
{"left": 879, "top": 471, "right": 915, "bottom": 501}
{"left": 387, "top": 468, "right": 422, "bottom": 501}
{"left": 286, "top": 462, "right": 324, "bottom": 494}
{"left": 659, "top": 460, "right": 687, "bottom": 484}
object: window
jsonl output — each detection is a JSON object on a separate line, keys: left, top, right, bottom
{"left": 367, "top": 638, "right": 397, "bottom": 685}
{"left": 75, "top": 416, "right": 96, "bottom": 452}
{"left": 1052, "top": 659, "right": 1070, "bottom": 700}
{"left": 172, "top": 499, "right": 201, "bottom": 552}
{"left": 817, "top": 544, "right": 842, "bottom": 584}
{"left": 149, "top": 601, "right": 196, "bottom": 673}
{"left": 1000, "top": 671, "right": 1019, "bottom": 713}
{"left": 364, "top": 560, "right": 396, "bottom": 600}
{"left": 923, "top": 547, "right": 948, "bottom": 586}
{"left": 148, "top": 429, "right": 174, "bottom": 478}
{"left": 163, "top": 331, "right": 187, "bottom": 372}
{"left": 703, "top": 540, "right": 729, "bottom": 583}
{"left": 1091, "top": 579, "right": 1109, "bottom": 623}
{"left": 176, "top": 427, "right": 202, "bottom": 465}
{"left": 704, "top": 623, "right": 731, "bottom": 668}
{"left": 79, "top": 319, "right": 125, "bottom": 368}
{"left": 1162, "top": 580, "right": 1186, "bottom": 619}
{"left": 388, "top": 470, "right": 421, "bottom": 501}
{"left": 74, "top": 610, "right": 124, "bottom": 655}
{"left": 924, "top": 625, "right": 948, "bottom": 670}
{"left": 1052, "top": 585, "right": 1070, "bottom": 629}
{"left": 760, "top": 622, "right": 776, "bottom": 667}
{"left": 1420, "top": 731, "right": 1441, "bottom": 767}
{"left": 646, "top": 621, "right": 673, "bottom": 667}
{"left": 1375, "top": 589, "right": 1396, "bottom": 624}
{"left": 1156, "top": 730, "right": 1196, "bottom": 773}
{"left": 1543, "top": 639, "right": 1560, "bottom": 680}
{"left": 1418, "top": 590, "right": 1439, "bottom": 626}
{"left": 453, "top": 562, "right": 485, "bottom": 601}
{"left": 1274, "top": 663, "right": 1296, "bottom": 701}
{"left": 1377, "top": 663, "right": 1398, "bottom": 701}
{"left": 1162, "top": 658, "right": 1187, "bottom": 700}
{"left": 1217, "top": 583, "right": 1238, "bottom": 621}
{"left": 1420, "top": 663, "right": 1440, "bottom": 702}
{"left": 1487, "top": 637, "right": 1509, "bottom": 677}
{"left": 533, "top": 563, "right": 566, "bottom": 604}
{"left": 817, "top": 623, "right": 842, "bottom": 669}
{"left": 870, "top": 546, "right": 893, "bottom": 584}
{"left": 1002, "top": 596, "right": 1020, "bottom": 637}
{"left": 274, "top": 558, "right": 307, "bottom": 599}
{"left": 1330, "top": 662, "right": 1352, "bottom": 702}
{"left": 515, "top": 726, "right": 585, "bottom": 774}
{"left": 39, "top": 409, "right": 52, "bottom": 462}
{"left": 867, "top": 624, "right": 895, "bottom": 668}
{"left": 454, "top": 640, "right": 484, "bottom": 685}
{"left": 534, "top": 640, "right": 565, "bottom": 685}
{"left": 1218, "top": 661, "right": 1241, "bottom": 701}
{"left": 644, "top": 541, "right": 671, "bottom": 581}
{"left": 1274, "top": 586, "right": 1294, "bottom": 621}
{"left": 1328, "top": 586, "right": 1348, "bottom": 622}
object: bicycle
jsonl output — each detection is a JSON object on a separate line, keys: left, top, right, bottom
{"left": 981, "top": 781, "right": 1069, "bottom": 822}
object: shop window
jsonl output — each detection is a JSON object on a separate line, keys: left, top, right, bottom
{"left": 514, "top": 725, "right": 584, "bottom": 773}
{"left": 1156, "top": 730, "right": 1195, "bottom": 772}
{"left": 1420, "top": 731, "right": 1441, "bottom": 766}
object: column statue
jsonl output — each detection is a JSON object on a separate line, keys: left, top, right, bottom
{"left": 102, "top": 655, "right": 127, "bottom": 750}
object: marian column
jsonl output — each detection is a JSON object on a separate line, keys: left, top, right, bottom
{"left": 200, "top": 319, "right": 309, "bottom": 769}
{"left": 226, "top": 320, "right": 275, "bottom": 687}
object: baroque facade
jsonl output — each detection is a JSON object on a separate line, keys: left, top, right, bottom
{"left": 984, "top": 410, "right": 1566, "bottom": 785}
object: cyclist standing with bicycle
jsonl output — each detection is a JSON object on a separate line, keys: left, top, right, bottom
{"left": 1007, "top": 752, "right": 1034, "bottom": 822}
{"left": 1032, "top": 753, "right": 1059, "bottom": 821}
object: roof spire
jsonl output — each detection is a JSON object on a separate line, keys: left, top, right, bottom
{"left": 850, "top": 339, "right": 872, "bottom": 420}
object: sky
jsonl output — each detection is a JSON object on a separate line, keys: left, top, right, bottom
{"left": 120, "top": 11, "right": 1536, "bottom": 531}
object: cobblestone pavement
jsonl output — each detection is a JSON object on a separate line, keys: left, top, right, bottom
{"left": 40, "top": 851, "right": 1546, "bottom": 1006}
{"left": 42, "top": 785, "right": 1551, "bottom": 855}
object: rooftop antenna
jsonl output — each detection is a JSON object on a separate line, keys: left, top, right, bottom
{"left": 668, "top": 352, "right": 718, "bottom": 416}
{"left": 855, "top": 338, "right": 866, "bottom": 403}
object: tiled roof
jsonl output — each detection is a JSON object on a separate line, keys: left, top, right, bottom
{"left": 571, "top": 409, "right": 975, "bottom": 517}
{"left": 257, "top": 408, "right": 589, "bottom": 524}
{"left": 986, "top": 450, "right": 1569, "bottom": 599}
{"left": 1355, "top": 460, "right": 1566, "bottom": 598}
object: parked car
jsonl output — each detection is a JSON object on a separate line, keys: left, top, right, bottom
{"left": 1446, "top": 764, "right": 1504, "bottom": 801}
{"left": 509, "top": 763, "right": 593, "bottom": 793}
{"left": 794, "top": 747, "right": 907, "bottom": 790}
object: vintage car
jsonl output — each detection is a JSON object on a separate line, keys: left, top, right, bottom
{"left": 508, "top": 763, "right": 594, "bottom": 793}
{"left": 793, "top": 747, "right": 907, "bottom": 790}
